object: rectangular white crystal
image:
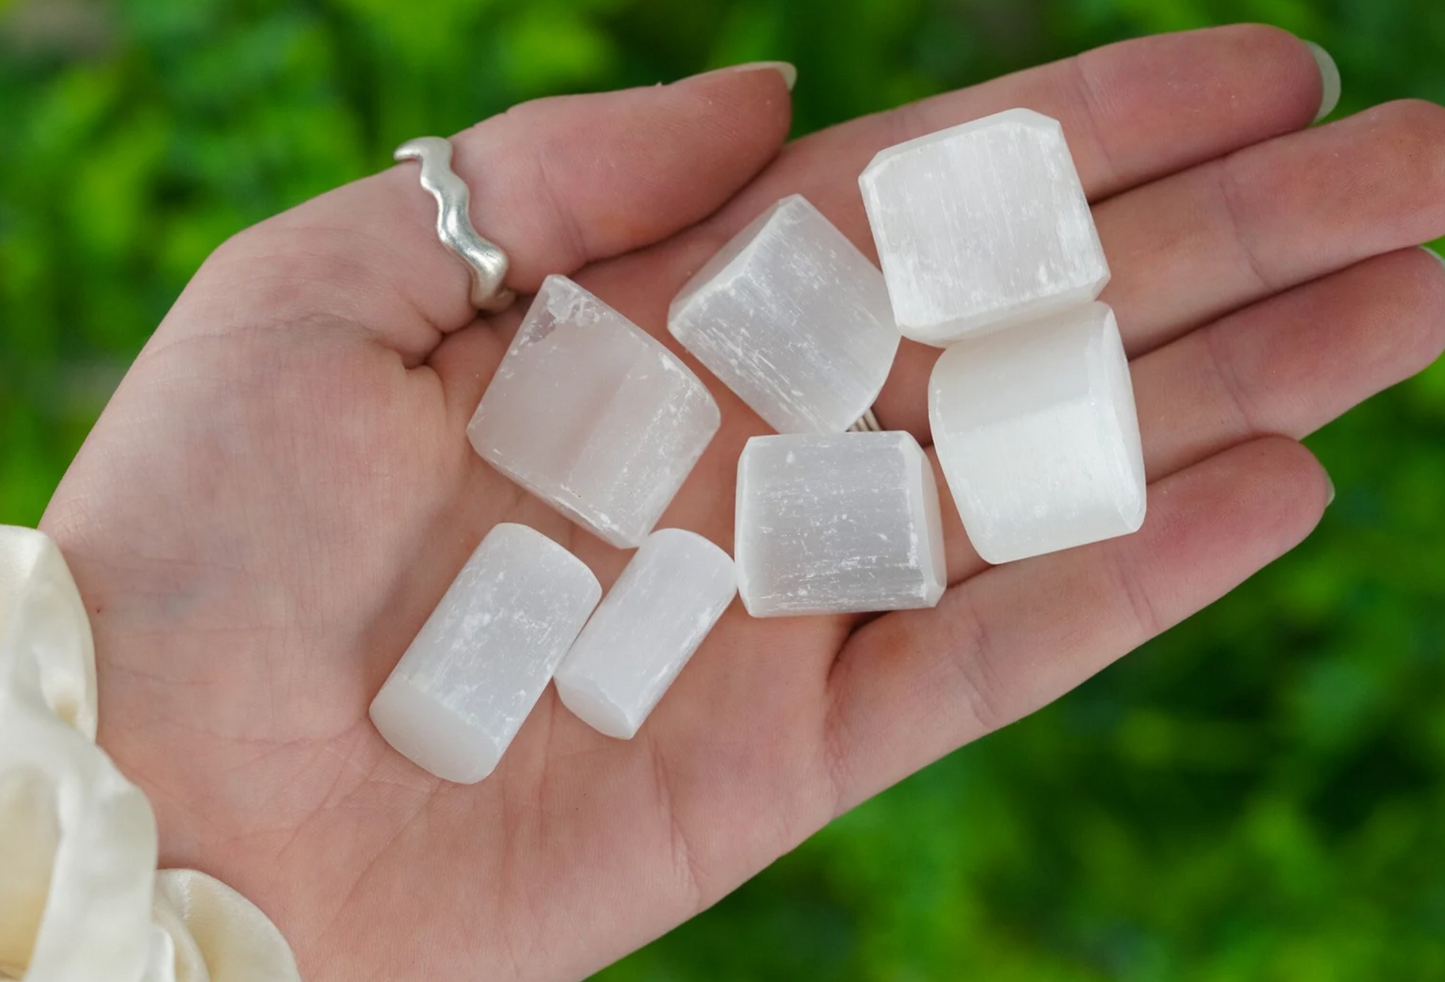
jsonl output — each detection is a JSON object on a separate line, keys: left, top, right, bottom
{"left": 668, "top": 194, "right": 901, "bottom": 434}
{"left": 859, "top": 108, "right": 1109, "bottom": 345}
{"left": 929, "top": 302, "right": 1145, "bottom": 565}
{"left": 369, "top": 523, "right": 601, "bottom": 784}
{"left": 735, "top": 431, "right": 946, "bottom": 617}
{"left": 555, "top": 528, "right": 736, "bottom": 739}
{"left": 468, "top": 275, "right": 721, "bottom": 548}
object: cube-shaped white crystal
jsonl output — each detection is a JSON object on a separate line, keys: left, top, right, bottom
{"left": 929, "top": 302, "right": 1145, "bottom": 564}
{"left": 735, "top": 431, "right": 946, "bottom": 616}
{"left": 555, "top": 529, "right": 736, "bottom": 739}
{"left": 468, "top": 275, "right": 721, "bottom": 548}
{"left": 859, "top": 108, "right": 1109, "bottom": 345}
{"left": 668, "top": 194, "right": 901, "bottom": 433}
{"left": 369, "top": 523, "right": 601, "bottom": 784}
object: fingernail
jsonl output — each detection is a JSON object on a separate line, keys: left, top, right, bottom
{"left": 1324, "top": 469, "right": 1337, "bottom": 507}
{"left": 688, "top": 60, "right": 797, "bottom": 92}
{"left": 1423, "top": 245, "right": 1445, "bottom": 271}
{"left": 1303, "top": 40, "right": 1341, "bottom": 122}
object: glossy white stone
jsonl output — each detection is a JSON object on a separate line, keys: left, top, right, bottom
{"left": 859, "top": 108, "right": 1109, "bottom": 345}
{"left": 668, "top": 194, "right": 900, "bottom": 434}
{"left": 735, "top": 431, "right": 946, "bottom": 616}
{"left": 370, "top": 523, "right": 601, "bottom": 784}
{"left": 555, "top": 529, "right": 736, "bottom": 739}
{"left": 929, "top": 302, "right": 1145, "bottom": 564}
{"left": 468, "top": 275, "right": 721, "bottom": 548}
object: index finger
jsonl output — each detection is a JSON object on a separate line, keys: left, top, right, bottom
{"left": 703, "top": 23, "right": 1324, "bottom": 248}
{"left": 583, "top": 24, "right": 1326, "bottom": 373}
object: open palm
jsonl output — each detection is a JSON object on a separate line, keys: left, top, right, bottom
{"left": 40, "top": 25, "right": 1445, "bottom": 982}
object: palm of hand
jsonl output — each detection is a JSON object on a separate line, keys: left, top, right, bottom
{"left": 38, "top": 26, "right": 1445, "bottom": 982}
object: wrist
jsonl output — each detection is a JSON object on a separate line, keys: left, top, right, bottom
{"left": 0, "top": 524, "right": 300, "bottom": 982}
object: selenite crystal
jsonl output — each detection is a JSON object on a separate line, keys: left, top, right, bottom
{"left": 369, "top": 523, "right": 601, "bottom": 784}
{"left": 929, "top": 302, "right": 1145, "bottom": 565}
{"left": 554, "top": 529, "right": 736, "bottom": 739}
{"left": 668, "top": 194, "right": 901, "bottom": 434}
{"left": 859, "top": 108, "right": 1110, "bottom": 345}
{"left": 468, "top": 275, "right": 721, "bottom": 548}
{"left": 735, "top": 431, "right": 946, "bottom": 616}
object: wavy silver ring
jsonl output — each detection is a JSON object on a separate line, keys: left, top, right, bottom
{"left": 395, "top": 136, "right": 515, "bottom": 313}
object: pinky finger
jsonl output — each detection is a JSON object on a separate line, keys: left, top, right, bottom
{"left": 822, "top": 436, "right": 1331, "bottom": 814}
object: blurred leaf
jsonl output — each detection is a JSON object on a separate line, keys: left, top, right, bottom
{"left": 496, "top": 5, "right": 619, "bottom": 93}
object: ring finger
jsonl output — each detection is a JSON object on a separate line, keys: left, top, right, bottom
{"left": 931, "top": 245, "right": 1445, "bottom": 585}
{"left": 876, "top": 98, "right": 1445, "bottom": 437}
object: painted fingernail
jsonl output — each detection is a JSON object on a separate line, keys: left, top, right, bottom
{"left": 687, "top": 60, "right": 797, "bottom": 91}
{"left": 1303, "top": 41, "right": 1341, "bottom": 122}
{"left": 1423, "top": 245, "right": 1445, "bottom": 271}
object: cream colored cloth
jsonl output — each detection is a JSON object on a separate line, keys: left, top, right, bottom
{"left": 0, "top": 526, "right": 301, "bottom": 982}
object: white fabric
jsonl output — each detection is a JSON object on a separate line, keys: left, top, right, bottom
{"left": 144, "top": 872, "right": 300, "bottom": 982}
{"left": 0, "top": 526, "right": 97, "bottom": 740}
{"left": 0, "top": 526, "right": 300, "bottom": 982}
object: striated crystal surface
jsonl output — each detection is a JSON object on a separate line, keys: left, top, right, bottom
{"left": 735, "top": 431, "right": 946, "bottom": 617}
{"left": 668, "top": 194, "right": 900, "bottom": 434}
{"left": 369, "top": 523, "right": 601, "bottom": 784}
{"left": 930, "top": 302, "right": 1145, "bottom": 565}
{"left": 468, "top": 275, "right": 721, "bottom": 548}
{"left": 859, "top": 108, "right": 1109, "bottom": 345}
{"left": 555, "top": 528, "right": 736, "bottom": 739}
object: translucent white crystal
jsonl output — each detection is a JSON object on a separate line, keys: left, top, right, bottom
{"left": 859, "top": 108, "right": 1109, "bottom": 345}
{"left": 929, "top": 302, "right": 1145, "bottom": 564}
{"left": 735, "top": 431, "right": 946, "bottom": 616}
{"left": 370, "top": 523, "right": 601, "bottom": 784}
{"left": 668, "top": 194, "right": 901, "bottom": 434}
{"left": 555, "top": 529, "right": 736, "bottom": 739}
{"left": 468, "top": 275, "right": 721, "bottom": 548}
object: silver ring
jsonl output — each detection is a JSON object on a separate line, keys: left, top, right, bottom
{"left": 848, "top": 407, "right": 882, "bottom": 432}
{"left": 395, "top": 136, "right": 515, "bottom": 313}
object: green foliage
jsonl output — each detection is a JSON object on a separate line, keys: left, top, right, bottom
{"left": 2, "top": 0, "right": 1443, "bottom": 977}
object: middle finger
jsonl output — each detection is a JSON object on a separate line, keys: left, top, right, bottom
{"left": 879, "top": 99, "right": 1445, "bottom": 436}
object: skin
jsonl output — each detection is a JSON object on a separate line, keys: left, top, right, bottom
{"left": 39, "top": 23, "right": 1445, "bottom": 982}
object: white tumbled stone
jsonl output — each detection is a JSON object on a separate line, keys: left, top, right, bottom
{"left": 555, "top": 529, "right": 736, "bottom": 739}
{"left": 370, "top": 523, "right": 601, "bottom": 784}
{"left": 735, "top": 431, "right": 946, "bottom": 617}
{"left": 930, "top": 302, "right": 1145, "bottom": 565}
{"left": 468, "top": 275, "right": 721, "bottom": 548}
{"left": 668, "top": 194, "right": 901, "bottom": 434}
{"left": 859, "top": 108, "right": 1109, "bottom": 345}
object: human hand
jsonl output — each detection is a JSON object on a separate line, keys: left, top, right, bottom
{"left": 40, "top": 25, "right": 1445, "bottom": 981}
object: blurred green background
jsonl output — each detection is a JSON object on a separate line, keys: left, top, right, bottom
{"left": 3, "top": 0, "right": 1444, "bottom": 978}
